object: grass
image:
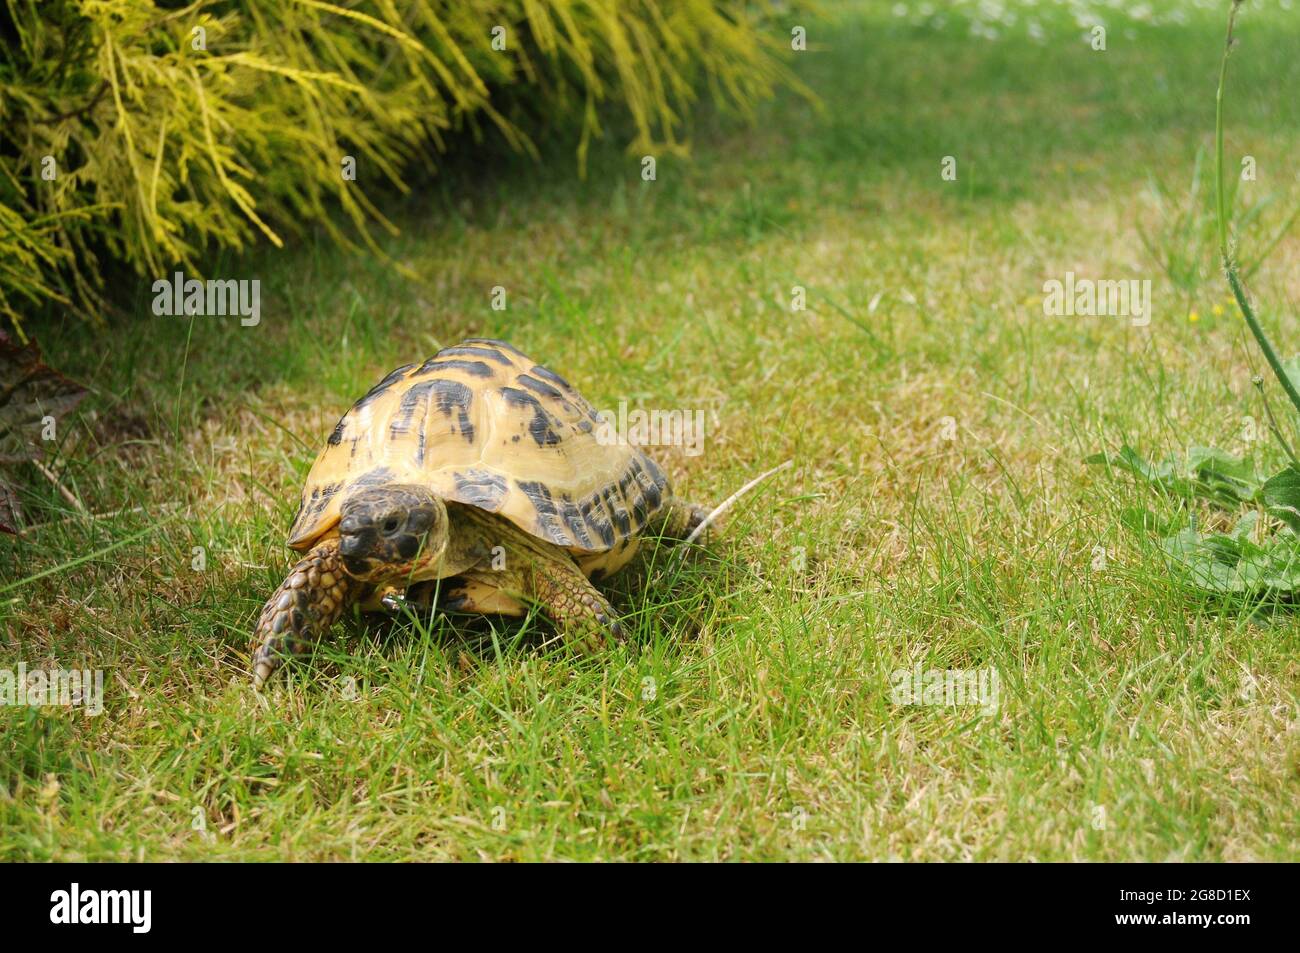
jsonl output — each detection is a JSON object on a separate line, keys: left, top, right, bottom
{"left": 3, "top": 0, "right": 1299, "bottom": 861}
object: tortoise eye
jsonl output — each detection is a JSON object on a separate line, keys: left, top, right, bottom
{"left": 382, "top": 516, "right": 401, "bottom": 534}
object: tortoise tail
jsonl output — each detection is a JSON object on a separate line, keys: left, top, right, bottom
{"left": 251, "top": 538, "right": 357, "bottom": 690}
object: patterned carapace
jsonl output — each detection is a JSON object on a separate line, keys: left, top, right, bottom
{"left": 285, "top": 339, "right": 671, "bottom": 571}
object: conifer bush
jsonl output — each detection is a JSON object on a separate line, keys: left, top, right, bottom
{"left": 0, "top": 0, "right": 801, "bottom": 332}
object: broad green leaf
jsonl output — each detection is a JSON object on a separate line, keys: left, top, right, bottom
{"left": 1088, "top": 444, "right": 1262, "bottom": 508}
{"left": 1119, "top": 506, "right": 1168, "bottom": 535}
{"left": 1261, "top": 465, "right": 1300, "bottom": 534}
{"left": 1158, "top": 514, "right": 1300, "bottom": 596}
{"left": 1184, "top": 447, "right": 1261, "bottom": 503}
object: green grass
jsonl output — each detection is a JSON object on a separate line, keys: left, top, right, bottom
{"left": 3, "top": 0, "right": 1299, "bottom": 861}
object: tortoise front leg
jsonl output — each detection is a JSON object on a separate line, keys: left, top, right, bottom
{"left": 251, "top": 537, "right": 360, "bottom": 689}
{"left": 522, "top": 551, "right": 625, "bottom": 653}
{"left": 476, "top": 536, "right": 624, "bottom": 652}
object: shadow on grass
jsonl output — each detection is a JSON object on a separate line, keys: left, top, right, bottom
{"left": 242, "top": 531, "right": 738, "bottom": 694}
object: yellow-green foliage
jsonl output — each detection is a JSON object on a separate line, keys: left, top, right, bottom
{"left": 0, "top": 0, "right": 803, "bottom": 332}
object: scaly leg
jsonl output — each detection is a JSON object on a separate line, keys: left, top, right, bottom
{"left": 458, "top": 519, "right": 625, "bottom": 652}
{"left": 648, "top": 499, "right": 710, "bottom": 542}
{"left": 405, "top": 506, "right": 625, "bottom": 652}
{"left": 520, "top": 550, "right": 624, "bottom": 652}
{"left": 251, "top": 537, "right": 359, "bottom": 689}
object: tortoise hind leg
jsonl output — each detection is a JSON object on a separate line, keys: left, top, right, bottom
{"left": 648, "top": 500, "right": 710, "bottom": 542}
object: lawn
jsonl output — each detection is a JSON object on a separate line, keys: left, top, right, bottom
{"left": 2, "top": 0, "right": 1298, "bottom": 860}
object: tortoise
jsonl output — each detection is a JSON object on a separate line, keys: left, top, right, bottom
{"left": 251, "top": 338, "right": 706, "bottom": 688}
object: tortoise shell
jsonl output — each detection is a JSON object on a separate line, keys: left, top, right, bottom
{"left": 286, "top": 339, "right": 671, "bottom": 566}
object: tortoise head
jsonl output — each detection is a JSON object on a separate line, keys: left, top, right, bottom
{"left": 337, "top": 485, "right": 449, "bottom": 584}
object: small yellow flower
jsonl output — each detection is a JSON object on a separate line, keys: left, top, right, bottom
{"left": 1212, "top": 304, "right": 1225, "bottom": 316}
{"left": 1189, "top": 310, "right": 1200, "bottom": 322}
